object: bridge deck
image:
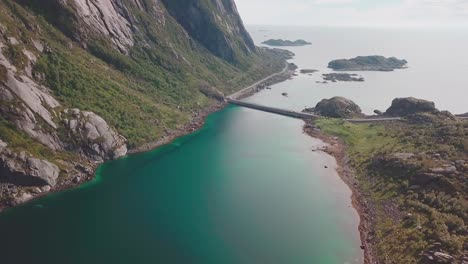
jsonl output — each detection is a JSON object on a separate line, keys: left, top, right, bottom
{"left": 227, "top": 99, "right": 319, "bottom": 119}
{"left": 225, "top": 65, "right": 466, "bottom": 123}
{"left": 227, "top": 99, "right": 405, "bottom": 123}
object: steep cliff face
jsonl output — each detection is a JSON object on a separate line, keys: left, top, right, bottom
{"left": 0, "top": 0, "right": 286, "bottom": 206}
{"left": 16, "top": 0, "right": 256, "bottom": 61}
{"left": 161, "top": 0, "right": 256, "bottom": 62}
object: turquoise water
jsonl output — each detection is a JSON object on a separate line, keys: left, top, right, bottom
{"left": 0, "top": 105, "right": 362, "bottom": 264}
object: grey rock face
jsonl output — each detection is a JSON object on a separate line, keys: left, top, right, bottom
{"left": 71, "top": 0, "right": 135, "bottom": 53}
{"left": 161, "top": 0, "right": 255, "bottom": 62}
{"left": 1, "top": 40, "right": 127, "bottom": 161}
{"left": 63, "top": 109, "right": 127, "bottom": 161}
{"left": 0, "top": 149, "right": 60, "bottom": 186}
{"left": 0, "top": 44, "right": 64, "bottom": 150}
{"left": 385, "top": 97, "right": 438, "bottom": 117}
{"left": 0, "top": 139, "right": 7, "bottom": 150}
{"left": 199, "top": 83, "right": 225, "bottom": 102}
{"left": 312, "top": 96, "right": 364, "bottom": 118}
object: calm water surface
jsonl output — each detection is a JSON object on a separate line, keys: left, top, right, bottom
{"left": 0, "top": 105, "right": 362, "bottom": 263}
{"left": 7, "top": 26, "right": 452, "bottom": 264}
{"left": 249, "top": 26, "right": 468, "bottom": 114}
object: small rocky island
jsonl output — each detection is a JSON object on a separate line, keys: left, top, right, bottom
{"left": 303, "top": 96, "right": 364, "bottom": 118}
{"left": 322, "top": 73, "right": 365, "bottom": 82}
{"left": 262, "top": 39, "right": 311, "bottom": 47}
{"left": 328, "top": 56, "right": 408, "bottom": 71}
{"left": 300, "top": 69, "right": 318, "bottom": 74}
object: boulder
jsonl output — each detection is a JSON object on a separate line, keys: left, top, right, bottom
{"left": 63, "top": 109, "right": 127, "bottom": 162}
{"left": 313, "top": 96, "right": 364, "bottom": 118}
{"left": 433, "top": 252, "right": 454, "bottom": 263}
{"left": 199, "top": 83, "right": 225, "bottom": 102}
{"left": 429, "top": 166, "right": 458, "bottom": 176}
{"left": 13, "top": 192, "right": 33, "bottom": 205}
{"left": 0, "top": 149, "right": 60, "bottom": 186}
{"left": 385, "top": 97, "right": 438, "bottom": 117}
{"left": 0, "top": 139, "right": 7, "bottom": 150}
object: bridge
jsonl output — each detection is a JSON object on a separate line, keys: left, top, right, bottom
{"left": 227, "top": 98, "right": 402, "bottom": 123}
{"left": 226, "top": 63, "right": 466, "bottom": 123}
{"left": 226, "top": 98, "right": 320, "bottom": 119}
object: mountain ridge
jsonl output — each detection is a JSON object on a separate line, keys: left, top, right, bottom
{"left": 0, "top": 0, "right": 287, "bottom": 207}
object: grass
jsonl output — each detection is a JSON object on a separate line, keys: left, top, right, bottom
{"left": 315, "top": 117, "right": 467, "bottom": 263}
{"left": 0, "top": 0, "right": 286, "bottom": 150}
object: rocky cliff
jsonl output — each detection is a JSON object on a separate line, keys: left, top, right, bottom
{"left": 0, "top": 0, "right": 286, "bottom": 207}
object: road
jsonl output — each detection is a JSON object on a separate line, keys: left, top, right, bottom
{"left": 228, "top": 62, "right": 290, "bottom": 100}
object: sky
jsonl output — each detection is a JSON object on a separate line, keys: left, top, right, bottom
{"left": 235, "top": 0, "right": 468, "bottom": 28}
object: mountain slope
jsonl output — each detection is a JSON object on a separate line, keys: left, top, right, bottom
{"left": 0, "top": 0, "right": 287, "bottom": 207}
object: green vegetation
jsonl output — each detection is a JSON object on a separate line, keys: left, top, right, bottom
{"left": 0, "top": 117, "right": 76, "bottom": 164}
{"left": 0, "top": 0, "right": 286, "bottom": 149}
{"left": 315, "top": 118, "right": 467, "bottom": 263}
{"left": 0, "top": 64, "right": 7, "bottom": 82}
{"left": 3, "top": 43, "right": 28, "bottom": 70}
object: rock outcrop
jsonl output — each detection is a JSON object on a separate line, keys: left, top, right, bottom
{"left": 307, "top": 96, "right": 364, "bottom": 118}
{"left": 384, "top": 97, "right": 438, "bottom": 117}
{"left": 0, "top": 0, "right": 284, "bottom": 208}
{"left": 198, "top": 83, "right": 225, "bottom": 102}
{"left": 62, "top": 109, "right": 127, "bottom": 162}
{"left": 0, "top": 31, "right": 128, "bottom": 205}
{"left": 161, "top": 0, "right": 256, "bottom": 62}
{"left": 373, "top": 153, "right": 421, "bottom": 176}
{"left": 0, "top": 148, "right": 59, "bottom": 186}
{"left": 0, "top": 41, "right": 64, "bottom": 150}
{"left": 17, "top": 0, "right": 135, "bottom": 53}
{"left": 328, "top": 56, "right": 407, "bottom": 71}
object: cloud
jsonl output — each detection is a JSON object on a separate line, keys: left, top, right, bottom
{"left": 313, "top": 0, "right": 357, "bottom": 4}
{"left": 235, "top": 0, "right": 468, "bottom": 28}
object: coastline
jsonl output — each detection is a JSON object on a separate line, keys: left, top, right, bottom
{"left": 0, "top": 61, "right": 295, "bottom": 212}
{"left": 304, "top": 122, "right": 376, "bottom": 264}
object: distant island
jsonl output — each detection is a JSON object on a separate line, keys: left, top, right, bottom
{"left": 328, "top": 56, "right": 408, "bottom": 71}
{"left": 300, "top": 69, "right": 318, "bottom": 74}
{"left": 322, "top": 73, "right": 364, "bottom": 82}
{"left": 262, "top": 39, "right": 311, "bottom": 47}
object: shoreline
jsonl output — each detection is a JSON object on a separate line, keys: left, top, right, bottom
{"left": 304, "top": 123, "right": 376, "bottom": 264}
{"left": 0, "top": 62, "right": 295, "bottom": 212}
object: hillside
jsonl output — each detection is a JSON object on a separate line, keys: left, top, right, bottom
{"left": 310, "top": 104, "right": 467, "bottom": 263}
{"left": 0, "top": 0, "right": 287, "bottom": 207}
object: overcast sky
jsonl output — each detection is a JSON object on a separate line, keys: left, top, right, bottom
{"left": 235, "top": 0, "right": 468, "bottom": 28}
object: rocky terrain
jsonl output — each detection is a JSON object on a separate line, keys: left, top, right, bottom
{"left": 385, "top": 97, "right": 439, "bottom": 116}
{"left": 328, "top": 56, "right": 408, "bottom": 71}
{"left": 306, "top": 97, "right": 467, "bottom": 264}
{"left": 0, "top": 0, "right": 286, "bottom": 209}
{"left": 321, "top": 73, "right": 365, "bottom": 82}
{"left": 303, "top": 96, "right": 364, "bottom": 118}
{"left": 262, "top": 39, "right": 311, "bottom": 46}
{"left": 300, "top": 69, "right": 318, "bottom": 74}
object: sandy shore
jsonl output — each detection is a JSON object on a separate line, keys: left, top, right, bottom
{"left": 304, "top": 123, "right": 377, "bottom": 264}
